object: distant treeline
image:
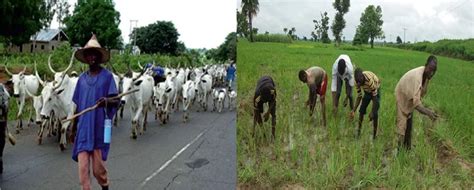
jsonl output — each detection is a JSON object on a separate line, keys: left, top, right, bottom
{"left": 391, "top": 39, "right": 474, "bottom": 61}
{"left": 253, "top": 34, "right": 293, "bottom": 43}
{"left": 0, "top": 42, "right": 220, "bottom": 82}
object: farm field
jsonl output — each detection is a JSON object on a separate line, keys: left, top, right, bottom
{"left": 237, "top": 39, "right": 473, "bottom": 189}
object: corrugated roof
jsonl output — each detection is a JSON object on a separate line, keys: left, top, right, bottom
{"left": 30, "top": 29, "right": 69, "bottom": 42}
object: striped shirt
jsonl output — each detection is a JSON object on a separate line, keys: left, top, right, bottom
{"left": 356, "top": 71, "right": 380, "bottom": 97}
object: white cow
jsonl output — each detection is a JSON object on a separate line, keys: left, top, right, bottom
{"left": 4, "top": 63, "right": 40, "bottom": 133}
{"left": 39, "top": 53, "right": 77, "bottom": 150}
{"left": 228, "top": 89, "right": 237, "bottom": 110}
{"left": 28, "top": 65, "right": 61, "bottom": 144}
{"left": 121, "top": 74, "right": 154, "bottom": 139}
{"left": 196, "top": 74, "right": 213, "bottom": 111}
{"left": 216, "top": 88, "right": 227, "bottom": 113}
{"left": 171, "top": 68, "right": 186, "bottom": 111}
{"left": 39, "top": 75, "right": 77, "bottom": 150}
{"left": 181, "top": 80, "right": 196, "bottom": 122}
{"left": 212, "top": 88, "right": 227, "bottom": 113}
{"left": 154, "top": 76, "right": 176, "bottom": 124}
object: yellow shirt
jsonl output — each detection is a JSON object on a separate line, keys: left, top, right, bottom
{"left": 356, "top": 71, "right": 380, "bottom": 97}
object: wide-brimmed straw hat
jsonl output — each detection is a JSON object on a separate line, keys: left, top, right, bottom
{"left": 74, "top": 34, "right": 110, "bottom": 64}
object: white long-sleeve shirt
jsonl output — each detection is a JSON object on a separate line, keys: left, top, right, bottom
{"left": 331, "top": 54, "right": 355, "bottom": 92}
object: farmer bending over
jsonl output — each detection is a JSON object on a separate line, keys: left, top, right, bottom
{"left": 298, "top": 66, "right": 327, "bottom": 126}
{"left": 253, "top": 76, "right": 277, "bottom": 140}
{"left": 395, "top": 55, "right": 438, "bottom": 150}
{"left": 350, "top": 68, "right": 381, "bottom": 139}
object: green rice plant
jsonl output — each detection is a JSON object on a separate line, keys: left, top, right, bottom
{"left": 237, "top": 40, "right": 474, "bottom": 189}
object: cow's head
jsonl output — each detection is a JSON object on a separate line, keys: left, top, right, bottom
{"left": 154, "top": 82, "right": 166, "bottom": 109}
{"left": 40, "top": 82, "right": 64, "bottom": 118}
{"left": 182, "top": 81, "right": 195, "bottom": 102}
{"left": 4, "top": 64, "right": 27, "bottom": 97}
{"left": 218, "top": 89, "right": 226, "bottom": 103}
{"left": 120, "top": 76, "right": 143, "bottom": 105}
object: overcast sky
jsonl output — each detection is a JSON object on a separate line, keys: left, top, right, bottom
{"left": 237, "top": 0, "right": 474, "bottom": 42}
{"left": 51, "top": 0, "right": 236, "bottom": 49}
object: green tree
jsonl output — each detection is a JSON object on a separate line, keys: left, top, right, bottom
{"left": 311, "top": 31, "right": 317, "bottom": 41}
{"left": 214, "top": 32, "right": 236, "bottom": 62}
{"left": 331, "top": 0, "right": 350, "bottom": 46}
{"left": 177, "top": 41, "right": 187, "bottom": 55}
{"left": 237, "top": 9, "right": 249, "bottom": 38}
{"left": 352, "top": 26, "right": 368, "bottom": 45}
{"left": 64, "top": 0, "right": 122, "bottom": 49}
{"left": 0, "top": 0, "right": 53, "bottom": 46}
{"left": 289, "top": 27, "right": 297, "bottom": 40}
{"left": 55, "top": 0, "right": 71, "bottom": 29}
{"left": 313, "top": 12, "right": 330, "bottom": 43}
{"left": 132, "top": 21, "right": 181, "bottom": 55}
{"left": 356, "top": 5, "right": 383, "bottom": 48}
{"left": 396, "top": 36, "right": 402, "bottom": 44}
{"left": 241, "top": 0, "right": 259, "bottom": 42}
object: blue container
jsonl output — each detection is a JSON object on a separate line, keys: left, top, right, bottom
{"left": 104, "top": 119, "right": 112, "bottom": 143}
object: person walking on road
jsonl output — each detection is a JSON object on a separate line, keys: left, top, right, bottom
{"left": 72, "top": 34, "right": 120, "bottom": 190}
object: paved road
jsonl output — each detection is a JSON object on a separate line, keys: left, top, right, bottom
{"left": 0, "top": 103, "right": 236, "bottom": 190}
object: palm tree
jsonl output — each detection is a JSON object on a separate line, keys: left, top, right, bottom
{"left": 241, "top": 0, "right": 259, "bottom": 42}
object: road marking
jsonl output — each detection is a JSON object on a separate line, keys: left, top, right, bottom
{"left": 139, "top": 127, "right": 209, "bottom": 188}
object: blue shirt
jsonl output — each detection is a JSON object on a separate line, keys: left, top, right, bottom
{"left": 152, "top": 66, "right": 165, "bottom": 77}
{"left": 227, "top": 65, "right": 236, "bottom": 81}
{"left": 72, "top": 68, "right": 118, "bottom": 162}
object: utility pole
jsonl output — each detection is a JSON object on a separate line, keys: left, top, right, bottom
{"left": 129, "top": 20, "right": 138, "bottom": 45}
{"left": 403, "top": 28, "right": 407, "bottom": 44}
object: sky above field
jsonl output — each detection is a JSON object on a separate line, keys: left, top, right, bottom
{"left": 237, "top": 0, "right": 474, "bottom": 42}
{"left": 51, "top": 0, "right": 236, "bottom": 49}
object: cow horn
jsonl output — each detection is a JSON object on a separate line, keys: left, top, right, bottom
{"left": 137, "top": 61, "right": 143, "bottom": 70}
{"left": 109, "top": 62, "right": 118, "bottom": 73}
{"left": 48, "top": 54, "right": 58, "bottom": 74}
{"left": 21, "top": 65, "right": 27, "bottom": 74}
{"left": 53, "top": 76, "right": 65, "bottom": 90}
{"left": 63, "top": 50, "right": 76, "bottom": 74}
{"left": 132, "top": 71, "right": 144, "bottom": 82}
{"left": 4, "top": 60, "right": 14, "bottom": 76}
{"left": 34, "top": 61, "right": 45, "bottom": 87}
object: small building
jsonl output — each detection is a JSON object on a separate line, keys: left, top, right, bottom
{"left": 8, "top": 29, "right": 69, "bottom": 53}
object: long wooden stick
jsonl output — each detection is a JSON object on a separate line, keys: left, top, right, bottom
{"left": 62, "top": 89, "right": 139, "bottom": 123}
{"left": 4, "top": 123, "right": 16, "bottom": 146}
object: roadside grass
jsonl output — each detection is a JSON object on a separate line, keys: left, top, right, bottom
{"left": 237, "top": 39, "right": 474, "bottom": 188}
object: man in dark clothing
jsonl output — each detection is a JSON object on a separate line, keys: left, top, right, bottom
{"left": 144, "top": 63, "right": 166, "bottom": 85}
{"left": 253, "top": 76, "right": 277, "bottom": 140}
{"left": 0, "top": 83, "right": 10, "bottom": 174}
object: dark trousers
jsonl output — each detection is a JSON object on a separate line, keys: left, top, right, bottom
{"left": 358, "top": 90, "right": 381, "bottom": 120}
{"left": 336, "top": 77, "right": 354, "bottom": 109}
{"left": 0, "top": 121, "right": 6, "bottom": 173}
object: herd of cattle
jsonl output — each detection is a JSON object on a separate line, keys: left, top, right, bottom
{"left": 3, "top": 54, "right": 237, "bottom": 150}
